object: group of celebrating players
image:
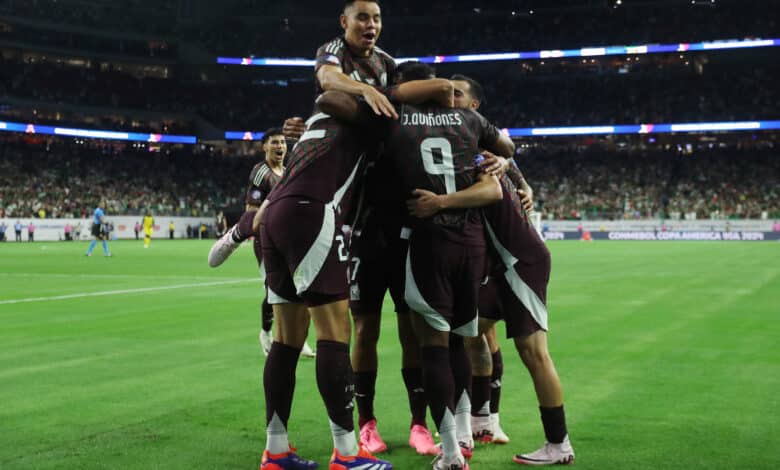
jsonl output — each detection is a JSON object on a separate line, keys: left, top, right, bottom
{"left": 208, "top": 1, "right": 575, "bottom": 468}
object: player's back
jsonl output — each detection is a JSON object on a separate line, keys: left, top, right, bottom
{"left": 270, "top": 112, "right": 379, "bottom": 218}
{"left": 383, "top": 102, "right": 500, "bottom": 244}
{"left": 143, "top": 216, "right": 154, "bottom": 229}
{"left": 484, "top": 174, "right": 549, "bottom": 265}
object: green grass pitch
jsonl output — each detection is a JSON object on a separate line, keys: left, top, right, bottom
{"left": 1, "top": 239, "right": 778, "bottom": 469}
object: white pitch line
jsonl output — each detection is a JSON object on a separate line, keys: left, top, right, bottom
{"left": 0, "top": 279, "right": 260, "bottom": 305}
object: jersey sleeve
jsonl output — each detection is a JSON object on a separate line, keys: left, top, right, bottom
{"left": 315, "top": 38, "right": 346, "bottom": 73}
{"left": 471, "top": 110, "right": 502, "bottom": 149}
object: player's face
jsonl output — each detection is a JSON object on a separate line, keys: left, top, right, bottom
{"left": 452, "top": 80, "right": 480, "bottom": 111}
{"left": 263, "top": 135, "right": 287, "bottom": 165}
{"left": 340, "top": 1, "right": 382, "bottom": 53}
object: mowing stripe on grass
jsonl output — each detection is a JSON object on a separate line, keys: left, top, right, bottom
{"left": 0, "top": 279, "right": 260, "bottom": 305}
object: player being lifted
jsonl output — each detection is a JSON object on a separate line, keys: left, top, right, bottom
{"left": 208, "top": 129, "right": 316, "bottom": 358}
{"left": 318, "top": 61, "right": 516, "bottom": 470}
{"left": 410, "top": 76, "right": 576, "bottom": 466}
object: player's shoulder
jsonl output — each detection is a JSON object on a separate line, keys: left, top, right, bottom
{"left": 318, "top": 36, "right": 345, "bottom": 56}
{"left": 372, "top": 45, "right": 395, "bottom": 63}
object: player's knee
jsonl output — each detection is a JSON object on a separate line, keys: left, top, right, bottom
{"left": 515, "top": 336, "right": 552, "bottom": 371}
{"left": 354, "top": 316, "right": 380, "bottom": 345}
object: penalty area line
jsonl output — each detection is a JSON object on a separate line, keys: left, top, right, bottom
{"left": 0, "top": 279, "right": 260, "bottom": 305}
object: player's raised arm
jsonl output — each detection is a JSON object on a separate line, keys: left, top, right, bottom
{"left": 406, "top": 172, "right": 503, "bottom": 219}
{"left": 389, "top": 78, "right": 455, "bottom": 107}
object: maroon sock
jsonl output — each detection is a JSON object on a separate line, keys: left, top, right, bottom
{"left": 402, "top": 367, "right": 427, "bottom": 427}
{"left": 540, "top": 405, "right": 568, "bottom": 444}
{"left": 264, "top": 342, "right": 301, "bottom": 429}
{"left": 232, "top": 210, "right": 257, "bottom": 242}
{"left": 354, "top": 370, "right": 377, "bottom": 427}
{"left": 490, "top": 350, "right": 503, "bottom": 414}
{"left": 421, "top": 346, "right": 455, "bottom": 431}
{"left": 316, "top": 340, "right": 355, "bottom": 433}
{"left": 471, "top": 376, "right": 491, "bottom": 417}
{"left": 449, "top": 336, "right": 472, "bottom": 408}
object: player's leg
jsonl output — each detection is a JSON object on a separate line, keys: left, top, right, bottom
{"left": 483, "top": 324, "right": 509, "bottom": 443}
{"left": 511, "top": 330, "right": 573, "bottom": 465}
{"left": 352, "top": 312, "right": 386, "bottom": 453}
{"left": 398, "top": 310, "right": 438, "bottom": 455}
{"left": 86, "top": 224, "right": 100, "bottom": 255}
{"left": 466, "top": 329, "right": 493, "bottom": 443}
{"left": 259, "top": 205, "right": 318, "bottom": 469}
{"left": 307, "top": 298, "right": 391, "bottom": 469}
{"left": 208, "top": 209, "right": 257, "bottom": 267}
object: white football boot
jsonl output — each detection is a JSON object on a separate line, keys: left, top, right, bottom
{"left": 513, "top": 435, "right": 574, "bottom": 465}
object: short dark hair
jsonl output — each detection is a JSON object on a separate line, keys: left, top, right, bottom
{"left": 396, "top": 61, "right": 436, "bottom": 83}
{"left": 451, "top": 74, "right": 485, "bottom": 104}
{"left": 261, "top": 127, "right": 284, "bottom": 145}
{"left": 344, "top": 0, "right": 379, "bottom": 11}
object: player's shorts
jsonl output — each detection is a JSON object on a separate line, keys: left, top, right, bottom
{"left": 91, "top": 223, "right": 101, "bottom": 238}
{"left": 348, "top": 225, "right": 409, "bottom": 316}
{"left": 479, "top": 250, "right": 551, "bottom": 339}
{"left": 144, "top": 228, "right": 153, "bottom": 237}
{"left": 261, "top": 196, "right": 349, "bottom": 308}
{"left": 404, "top": 228, "right": 485, "bottom": 337}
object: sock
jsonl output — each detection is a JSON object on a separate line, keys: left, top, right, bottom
{"left": 401, "top": 367, "right": 427, "bottom": 427}
{"left": 354, "top": 370, "right": 377, "bottom": 427}
{"left": 144, "top": 236, "right": 150, "bottom": 247}
{"left": 264, "top": 342, "right": 301, "bottom": 454}
{"left": 471, "top": 376, "right": 491, "bottom": 417}
{"left": 316, "top": 340, "right": 358, "bottom": 456}
{"left": 86, "top": 239, "right": 96, "bottom": 254}
{"left": 540, "top": 405, "right": 568, "bottom": 444}
{"left": 233, "top": 210, "right": 257, "bottom": 242}
{"left": 449, "top": 336, "right": 472, "bottom": 443}
{"left": 102, "top": 240, "right": 109, "bottom": 255}
{"left": 421, "top": 346, "right": 458, "bottom": 460}
{"left": 490, "top": 350, "right": 503, "bottom": 414}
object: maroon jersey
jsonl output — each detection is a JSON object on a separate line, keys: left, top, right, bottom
{"left": 245, "top": 162, "right": 283, "bottom": 206}
{"left": 484, "top": 170, "right": 548, "bottom": 266}
{"left": 268, "top": 112, "right": 380, "bottom": 220}
{"left": 381, "top": 103, "right": 502, "bottom": 245}
{"left": 315, "top": 36, "right": 396, "bottom": 95}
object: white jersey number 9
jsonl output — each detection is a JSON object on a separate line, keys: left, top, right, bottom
{"left": 420, "top": 137, "right": 456, "bottom": 195}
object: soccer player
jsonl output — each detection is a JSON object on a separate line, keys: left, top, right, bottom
{"left": 318, "top": 62, "right": 515, "bottom": 470}
{"left": 85, "top": 201, "right": 110, "bottom": 257}
{"left": 451, "top": 73, "right": 512, "bottom": 445}
{"left": 256, "top": 65, "right": 456, "bottom": 470}
{"left": 313, "top": 1, "right": 441, "bottom": 456}
{"left": 407, "top": 142, "right": 576, "bottom": 466}
{"left": 209, "top": 129, "right": 316, "bottom": 359}
{"left": 142, "top": 211, "right": 154, "bottom": 248}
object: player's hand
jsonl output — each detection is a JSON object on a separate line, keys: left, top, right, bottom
{"left": 283, "top": 117, "right": 306, "bottom": 140}
{"left": 518, "top": 189, "right": 534, "bottom": 213}
{"left": 479, "top": 150, "right": 510, "bottom": 176}
{"left": 406, "top": 189, "right": 443, "bottom": 218}
{"left": 362, "top": 87, "right": 398, "bottom": 119}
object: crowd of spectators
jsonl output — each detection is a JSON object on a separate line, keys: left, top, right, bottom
{"left": 1, "top": 135, "right": 776, "bottom": 222}
{"left": 0, "top": 136, "right": 253, "bottom": 219}
{"left": 1, "top": 51, "right": 777, "bottom": 131}
{"left": 520, "top": 144, "right": 780, "bottom": 220}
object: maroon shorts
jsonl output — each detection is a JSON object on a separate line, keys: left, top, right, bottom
{"left": 404, "top": 228, "right": 485, "bottom": 337}
{"left": 348, "top": 225, "right": 409, "bottom": 315}
{"left": 261, "top": 196, "right": 350, "bottom": 307}
{"left": 478, "top": 252, "right": 550, "bottom": 338}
